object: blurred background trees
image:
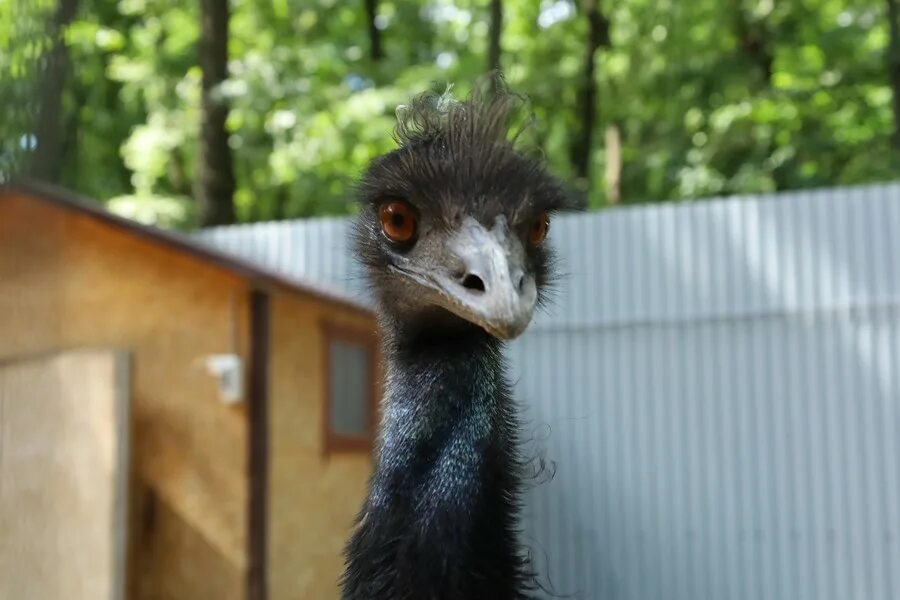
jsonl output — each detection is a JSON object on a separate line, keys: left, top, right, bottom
{"left": 2, "top": 0, "right": 899, "bottom": 227}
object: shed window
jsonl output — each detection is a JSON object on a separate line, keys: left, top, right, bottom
{"left": 323, "top": 324, "right": 377, "bottom": 452}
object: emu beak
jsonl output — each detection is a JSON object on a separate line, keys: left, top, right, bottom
{"left": 393, "top": 216, "right": 537, "bottom": 339}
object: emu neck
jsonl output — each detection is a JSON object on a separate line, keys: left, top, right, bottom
{"left": 342, "top": 325, "right": 528, "bottom": 599}
{"left": 373, "top": 330, "right": 507, "bottom": 512}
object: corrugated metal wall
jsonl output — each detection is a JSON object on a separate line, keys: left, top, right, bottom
{"left": 197, "top": 183, "right": 900, "bottom": 599}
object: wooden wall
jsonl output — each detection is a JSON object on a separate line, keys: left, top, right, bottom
{"left": 0, "top": 191, "right": 376, "bottom": 599}
{"left": 0, "top": 193, "right": 249, "bottom": 599}
{"left": 268, "top": 295, "right": 374, "bottom": 599}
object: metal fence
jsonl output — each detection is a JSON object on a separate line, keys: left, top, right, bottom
{"left": 197, "top": 183, "right": 900, "bottom": 600}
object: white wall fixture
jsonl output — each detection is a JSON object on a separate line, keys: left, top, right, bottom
{"left": 203, "top": 354, "right": 244, "bottom": 404}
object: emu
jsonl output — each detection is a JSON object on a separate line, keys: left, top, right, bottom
{"left": 341, "top": 79, "right": 574, "bottom": 600}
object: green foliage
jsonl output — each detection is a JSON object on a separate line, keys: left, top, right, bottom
{"left": 3, "top": 0, "right": 898, "bottom": 223}
{"left": 0, "top": 0, "right": 55, "bottom": 182}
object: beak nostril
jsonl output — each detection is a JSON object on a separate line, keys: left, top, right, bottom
{"left": 461, "top": 274, "right": 486, "bottom": 292}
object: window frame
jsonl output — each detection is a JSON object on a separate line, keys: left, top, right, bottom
{"left": 320, "top": 321, "right": 379, "bottom": 454}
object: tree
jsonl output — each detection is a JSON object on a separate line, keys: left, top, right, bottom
{"left": 733, "top": 0, "right": 773, "bottom": 85}
{"left": 197, "top": 0, "right": 236, "bottom": 226}
{"left": 603, "top": 124, "right": 621, "bottom": 204}
{"left": 7, "top": 0, "right": 897, "bottom": 224}
{"left": 28, "top": 0, "right": 80, "bottom": 182}
{"left": 488, "top": 0, "right": 503, "bottom": 73}
{"left": 364, "top": 0, "right": 383, "bottom": 61}
{"left": 887, "top": 0, "right": 900, "bottom": 150}
{"left": 569, "top": 0, "right": 610, "bottom": 185}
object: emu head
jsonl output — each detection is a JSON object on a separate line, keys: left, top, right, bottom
{"left": 352, "top": 80, "right": 573, "bottom": 340}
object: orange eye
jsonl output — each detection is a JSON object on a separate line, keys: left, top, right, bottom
{"left": 379, "top": 200, "right": 417, "bottom": 244}
{"left": 528, "top": 212, "right": 550, "bottom": 246}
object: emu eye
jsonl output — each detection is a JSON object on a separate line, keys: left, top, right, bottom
{"left": 528, "top": 212, "right": 550, "bottom": 246}
{"left": 379, "top": 200, "right": 417, "bottom": 244}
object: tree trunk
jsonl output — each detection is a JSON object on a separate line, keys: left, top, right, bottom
{"left": 27, "top": 0, "right": 80, "bottom": 182}
{"left": 569, "top": 0, "right": 610, "bottom": 182}
{"left": 198, "top": 0, "right": 236, "bottom": 226}
{"left": 734, "top": 2, "right": 773, "bottom": 84}
{"left": 603, "top": 124, "right": 621, "bottom": 204}
{"left": 364, "top": 0, "right": 383, "bottom": 61}
{"left": 887, "top": 0, "right": 900, "bottom": 150}
{"left": 487, "top": 0, "right": 503, "bottom": 73}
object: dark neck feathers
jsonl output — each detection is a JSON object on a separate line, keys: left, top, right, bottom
{"left": 341, "top": 325, "right": 534, "bottom": 600}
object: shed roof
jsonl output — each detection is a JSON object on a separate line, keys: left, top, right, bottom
{"left": 1, "top": 181, "right": 372, "bottom": 316}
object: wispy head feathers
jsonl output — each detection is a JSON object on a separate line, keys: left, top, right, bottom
{"left": 392, "top": 74, "right": 538, "bottom": 159}
{"left": 356, "top": 74, "right": 577, "bottom": 221}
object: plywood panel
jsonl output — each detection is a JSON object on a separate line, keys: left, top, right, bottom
{"left": 0, "top": 349, "right": 129, "bottom": 600}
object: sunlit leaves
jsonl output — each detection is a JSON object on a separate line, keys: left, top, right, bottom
{"left": 3, "top": 0, "right": 898, "bottom": 220}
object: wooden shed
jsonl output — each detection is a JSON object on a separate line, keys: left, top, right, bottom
{"left": 0, "top": 183, "right": 379, "bottom": 600}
